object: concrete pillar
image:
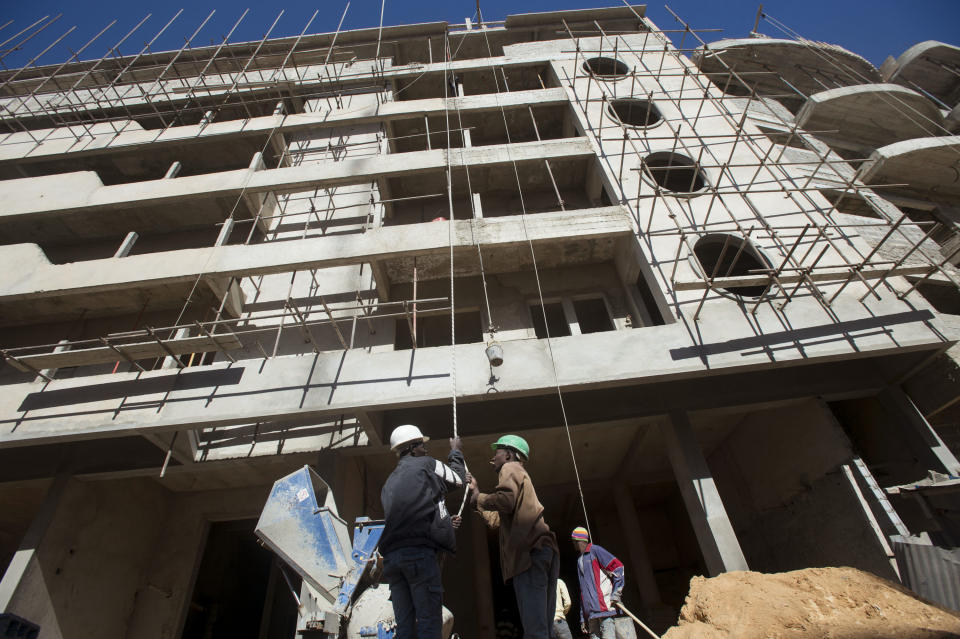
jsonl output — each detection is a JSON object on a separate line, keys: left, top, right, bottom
{"left": 469, "top": 515, "right": 496, "bottom": 639}
{"left": 38, "top": 338, "right": 71, "bottom": 380}
{"left": 0, "top": 474, "right": 69, "bottom": 611}
{"left": 612, "top": 484, "right": 662, "bottom": 607}
{"left": 663, "top": 412, "right": 748, "bottom": 576}
{"left": 561, "top": 298, "right": 580, "bottom": 335}
{"left": 161, "top": 327, "right": 191, "bottom": 369}
{"left": 215, "top": 218, "right": 235, "bottom": 246}
{"left": 163, "top": 161, "right": 182, "bottom": 179}
{"left": 881, "top": 386, "right": 960, "bottom": 475}
{"left": 472, "top": 193, "right": 483, "bottom": 219}
{"left": 333, "top": 454, "right": 367, "bottom": 526}
{"left": 114, "top": 231, "right": 139, "bottom": 257}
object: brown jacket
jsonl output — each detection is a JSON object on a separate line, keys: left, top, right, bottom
{"left": 476, "top": 461, "right": 558, "bottom": 582}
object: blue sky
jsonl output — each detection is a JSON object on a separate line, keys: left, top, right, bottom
{"left": 2, "top": 1, "right": 959, "bottom": 70}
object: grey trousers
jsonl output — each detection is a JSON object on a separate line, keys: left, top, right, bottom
{"left": 553, "top": 618, "right": 574, "bottom": 639}
{"left": 588, "top": 616, "right": 617, "bottom": 639}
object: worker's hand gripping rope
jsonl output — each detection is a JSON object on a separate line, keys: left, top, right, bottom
{"left": 448, "top": 437, "right": 470, "bottom": 518}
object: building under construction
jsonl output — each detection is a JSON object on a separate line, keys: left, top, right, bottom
{"left": 1, "top": 4, "right": 959, "bottom": 637}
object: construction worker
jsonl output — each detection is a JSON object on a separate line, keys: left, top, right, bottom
{"left": 571, "top": 527, "right": 625, "bottom": 639}
{"left": 468, "top": 434, "right": 559, "bottom": 639}
{"left": 380, "top": 424, "right": 466, "bottom": 639}
{"left": 554, "top": 577, "right": 574, "bottom": 639}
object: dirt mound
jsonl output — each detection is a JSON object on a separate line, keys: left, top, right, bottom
{"left": 661, "top": 566, "right": 960, "bottom": 639}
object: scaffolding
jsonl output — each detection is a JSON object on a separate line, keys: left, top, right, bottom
{"left": 551, "top": 6, "right": 960, "bottom": 322}
{"left": 1, "top": 5, "right": 959, "bottom": 427}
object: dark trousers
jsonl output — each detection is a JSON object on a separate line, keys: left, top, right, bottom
{"left": 383, "top": 546, "right": 443, "bottom": 639}
{"left": 512, "top": 545, "right": 560, "bottom": 639}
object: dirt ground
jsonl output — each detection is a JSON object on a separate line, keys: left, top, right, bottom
{"left": 660, "top": 566, "right": 960, "bottom": 639}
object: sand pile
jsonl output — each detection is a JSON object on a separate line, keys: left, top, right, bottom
{"left": 661, "top": 566, "right": 960, "bottom": 639}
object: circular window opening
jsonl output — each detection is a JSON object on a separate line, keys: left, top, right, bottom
{"left": 582, "top": 57, "right": 630, "bottom": 79}
{"left": 693, "top": 234, "right": 772, "bottom": 298}
{"left": 609, "top": 99, "right": 663, "bottom": 128}
{"left": 642, "top": 152, "right": 706, "bottom": 194}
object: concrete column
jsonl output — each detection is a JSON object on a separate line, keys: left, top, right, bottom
{"left": 561, "top": 298, "right": 580, "bottom": 335}
{"left": 114, "top": 231, "right": 139, "bottom": 257}
{"left": 215, "top": 218, "right": 235, "bottom": 246}
{"left": 163, "top": 161, "right": 182, "bottom": 179}
{"left": 881, "top": 386, "right": 960, "bottom": 475}
{"left": 161, "top": 327, "right": 190, "bottom": 369}
{"left": 469, "top": 515, "right": 496, "bottom": 639}
{"left": 0, "top": 474, "right": 69, "bottom": 611}
{"left": 612, "top": 484, "right": 661, "bottom": 607}
{"left": 38, "top": 338, "right": 71, "bottom": 380}
{"left": 333, "top": 454, "right": 367, "bottom": 526}
{"left": 663, "top": 412, "right": 748, "bottom": 576}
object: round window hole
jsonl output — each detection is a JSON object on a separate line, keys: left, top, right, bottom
{"left": 692, "top": 234, "right": 772, "bottom": 298}
{"left": 582, "top": 57, "right": 630, "bottom": 79}
{"left": 609, "top": 99, "right": 662, "bottom": 128}
{"left": 642, "top": 152, "right": 706, "bottom": 194}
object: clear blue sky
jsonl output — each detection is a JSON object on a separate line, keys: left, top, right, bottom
{"left": 2, "top": 1, "right": 959, "bottom": 70}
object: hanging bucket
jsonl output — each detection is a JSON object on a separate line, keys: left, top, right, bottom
{"left": 485, "top": 341, "right": 504, "bottom": 367}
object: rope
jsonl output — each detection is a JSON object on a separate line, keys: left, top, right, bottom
{"left": 443, "top": 31, "right": 458, "bottom": 441}
{"left": 448, "top": 86, "right": 496, "bottom": 336}
{"left": 474, "top": 25, "right": 593, "bottom": 538}
{"left": 441, "top": 32, "right": 475, "bottom": 518}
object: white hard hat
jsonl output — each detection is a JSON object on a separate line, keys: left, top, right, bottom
{"left": 389, "top": 424, "right": 429, "bottom": 451}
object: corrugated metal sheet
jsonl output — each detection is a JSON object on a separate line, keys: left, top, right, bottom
{"left": 893, "top": 541, "right": 960, "bottom": 612}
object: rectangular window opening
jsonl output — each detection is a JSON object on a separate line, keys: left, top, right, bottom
{"left": 635, "top": 273, "right": 666, "bottom": 326}
{"left": 573, "top": 298, "right": 614, "bottom": 334}
{"left": 394, "top": 311, "right": 483, "bottom": 350}
{"left": 530, "top": 302, "right": 570, "bottom": 339}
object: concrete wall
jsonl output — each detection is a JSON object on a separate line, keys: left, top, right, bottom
{"left": 706, "top": 400, "right": 896, "bottom": 580}
{"left": 2, "top": 474, "right": 288, "bottom": 639}
{"left": 123, "top": 483, "right": 276, "bottom": 639}
{"left": 7, "top": 478, "right": 169, "bottom": 639}
{"left": 0, "top": 479, "right": 50, "bottom": 577}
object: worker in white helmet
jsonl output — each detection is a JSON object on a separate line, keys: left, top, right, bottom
{"left": 380, "top": 424, "right": 466, "bottom": 639}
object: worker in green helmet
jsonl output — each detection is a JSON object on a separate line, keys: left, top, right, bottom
{"left": 468, "top": 434, "right": 559, "bottom": 639}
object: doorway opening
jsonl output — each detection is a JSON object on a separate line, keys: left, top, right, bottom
{"left": 181, "top": 519, "right": 300, "bottom": 639}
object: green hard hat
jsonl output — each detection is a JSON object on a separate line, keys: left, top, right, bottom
{"left": 491, "top": 434, "right": 530, "bottom": 459}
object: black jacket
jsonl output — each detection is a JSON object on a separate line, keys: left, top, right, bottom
{"left": 379, "top": 449, "right": 466, "bottom": 554}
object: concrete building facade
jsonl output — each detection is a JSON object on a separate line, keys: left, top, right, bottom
{"left": 1, "top": 5, "right": 959, "bottom": 637}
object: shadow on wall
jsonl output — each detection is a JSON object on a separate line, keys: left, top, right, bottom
{"left": 669, "top": 310, "right": 936, "bottom": 361}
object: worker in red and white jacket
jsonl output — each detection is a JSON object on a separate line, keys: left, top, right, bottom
{"left": 571, "top": 527, "right": 625, "bottom": 638}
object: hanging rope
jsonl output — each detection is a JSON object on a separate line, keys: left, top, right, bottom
{"left": 439, "top": 32, "right": 476, "bottom": 518}
{"left": 443, "top": 31, "right": 458, "bottom": 441}
{"left": 454, "top": 109, "right": 496, "bottom": 338}
{"left": 472, "top": 26, "right": 594, "bottom": 537}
